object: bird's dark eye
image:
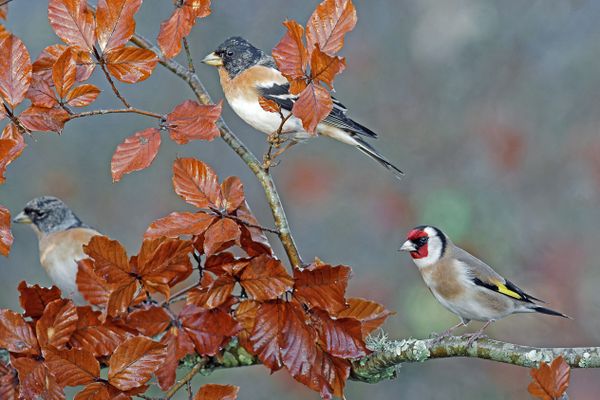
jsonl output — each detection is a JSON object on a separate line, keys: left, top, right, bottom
{"left": 416, "top": 237, "right": 428, "bottom": 246}
{"left": 226, "top": 50, "right": 233, "bottom": 56}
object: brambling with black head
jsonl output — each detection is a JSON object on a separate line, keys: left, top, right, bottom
{"left": 13, "top": 196, "right": 100, "bottom": 302}
{"left": 202, "top": 36, "right": 403, "bottom": 178}
{"left": 400, "top": 225, "right": 569, "bottom": 346}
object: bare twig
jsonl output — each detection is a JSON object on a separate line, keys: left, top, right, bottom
{"left": 263, "top": 110, "right": 292, "bottom": 171}
{"left": 224, "top": 214, "right": 280, "bottom": 234}
{"left": 67, "top": 108, "right": 163, "bottom": 121}
{"left": 182, "top": 37, "right": 195, "bottom": 74}
{"left": 94, "top": 47, "right": 132, "bottom": 108}
{"left": 130, "top": 33, "right": 304, "bottom": 269}
{"left": 165, "top": 358, "right": 208, "bottom": 399}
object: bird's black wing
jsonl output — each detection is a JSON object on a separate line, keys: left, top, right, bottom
{"left": 258, "top": 82, "right": 378, "bottom": 138}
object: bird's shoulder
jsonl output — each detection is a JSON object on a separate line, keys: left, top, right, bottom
{"left": 221, "top": 64, "right": 287, "bottom": 99}
{"left": 39, "top": 227, "right": 101, "bottom": 265}
{"left": 420, "top": 257, "right": 466, "bottom": 300}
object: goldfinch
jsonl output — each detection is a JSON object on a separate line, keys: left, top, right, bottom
{"left": 400, "top": 225, "right": 569, "bottom": 345}
{"left": 201, "top": 36, "right": 403, "bottom": 178}
{"left": 13, "top": 196, "right": 100, "bottom": 301}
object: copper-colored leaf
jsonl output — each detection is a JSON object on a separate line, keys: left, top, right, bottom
{"left": 44, "top": 347, "right": 100, "bottom": 387}
{"left": 33, "top": 44, "right": 94, "bottom": 82}
{"left": 69, "top": 306, "right": 129, "bottom": 357}
{"left": 188, "top": 274, "right": 236, "bottom": 309}
{"left": 239, "top": 255, "right": 293, "bottom": 301}
{"left": 258, "top": 96, "right": 280, "bottom": 113}
{"left": 73, "top": 383, "right": 111, "bottom": 400}
{"left": 272, "top": 19, "right": 308, "bottom": 80}
{"left": 65, "top": 84, "right": 100, "bottom": 107}
{"left": 157, "top": 7, "right": 194, "bottom": 59}
{"left": 0, "top": 205, "right": 12, "bottom": 257}
{"left": 107, "top": 279, "right": 137, "bottom": 318}
{"left": 26, "top": 74, "right": 59, "bottom": 108}
{"left": 83, "top": 235, "right": 131, "bottom": 283}
{"left": 0, "top": 4, "right": 6, "bottom": 20}
{"left": 48, "top": 0, "right": 96, "bottom": 51}
{"left": 111, "top": 127, "right": 161, "bottom": 182}
{"left": 235, "top": 299, "right": 258, "bottom": 352}
{"left": 310, "top": 45, "right": 345, "bottom": 89}
{"left": 145, "top": 211, "right": 215, "bottom": 238}
{"left": 52, "top": 46, "right": 76, "bottom": 98}
{"left": 108, "top": 336, "right": 167, "bottom": 391}
{"left": 96, "top": 0, "right": 142, "bottom": 52}
{"left": 336, "top": 297, "right": 393, "bottom": 337}
{"left": 166, "top": 100, "right": 222, "bottom": 144}
{"left": 203, "top": 217, "right": 241, "bottom": 256}
{"left": 305, "top": 346, "right": 350, "bottom": 399}
{"left": 17, "top": 281, "right": 62, "bottom": 319}
{"left": 236, "top": 202, "right": 273, "bottom": 256}
{"left": 127, "top": 306, "right": 171, "bottom": 337}
{"left": 36, "top": 298, "right": 78, "bottom": 349}
{"left": 0, "top": 360, "right": 18, "bottom": 400}
{"left": 0, "top": 33, "right": 32, "bottom": 108}
{"left": 104, "top": 46, "right": 158, "bottom": 83}
{"left": 76, "top": 259, "right": 112, "bottom": 308}
{"left": 17, "top": 361, "right": 65, "bottom": 400}
{"left": 0, "top": 309, "right": 39, "bottom": 355}
{"left": 172, "top": 157, "right": 223, "bottom": 208}
{"left": 293, "top": 263, "right": 350, "bottom": 314}
{"left": 292, "top": 82, "right": 332, "bottom": 133}
{"left": 312, "top": 308, "right": 366, "bottom": 358}
{"left": 156, "top": 325, "right": 196, "bottom": 390}
{"left": 305, "top": 0, "right": 357, "bottom": 55}
{"left": 203, "top": 252, "right": 249, "bottom": 276}
{"left": 19, "top": 106, "right": 69, "bottom": 133}
{"left": 249, "top": 301, "right": 285, "bottom": 371}
{"left": 180, "top": 305, "right": 240, "bottom": 356}
{"left": 194, "top": 384, "right": 239, "bottom": 400}
{"left": 184, "top": 0, "right": 212, "bottom": 19}
{"left": 218, "top": 176, "right": 245, "bottom": 213}
{"left": 280, "top": 301, "right": 318, "bottom": 379}
{"left": 0, "top": 130, "right": 24, "bottom": 184}
{"left": 528, "top": 356, "right": 570, "bottom": 400}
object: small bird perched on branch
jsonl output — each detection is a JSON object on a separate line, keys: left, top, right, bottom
{"left": 399, "top": 225, "right": 569, "bottom": 346}
{"left": 12, "top": 196, "right": 99, "bottom": 301}
{"left": 202, "top": 36, "right": 403, "bottom": 178}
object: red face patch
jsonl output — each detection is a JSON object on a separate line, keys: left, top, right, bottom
{"left": 407, "top": 228, "right": 429, "bottom": 259}
{"left": 411, "top": 243, "right": 428, "bottom": 259}
{"left": 407, "top": 229, "right": 428, "bottom": 241}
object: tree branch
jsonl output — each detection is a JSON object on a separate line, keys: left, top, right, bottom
{"left": 67, "top": 108, "right": 163, "bottom": 120}
{"left": 130, "top": 33, "right": 303, "bottom": 269}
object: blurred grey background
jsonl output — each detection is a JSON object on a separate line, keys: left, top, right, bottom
{"left": 2, "top": 0, "right": 600, "bottom": 398}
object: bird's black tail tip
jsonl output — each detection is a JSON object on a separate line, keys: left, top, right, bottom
{"left": 533, "top": 306, "right": 572, "bottom": 319}
{"left": 354, "top": 140, "right": 404, "bottom": 179}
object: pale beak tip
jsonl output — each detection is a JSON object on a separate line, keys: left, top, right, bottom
{"left": 399, "top": 241, "right": 416, "bottom": 252}
{"left": 12, "top": 211, "right": 32, "bottom": 224}
{"left": 201, "top": 52, "right": 223, "bottom": 66}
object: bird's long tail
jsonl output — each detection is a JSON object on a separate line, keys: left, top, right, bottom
{"left": 532, "top": 305, "right": 571, "bottom": 319}
{"left": 354, "top": 137, "right": 404, "bottom": 179}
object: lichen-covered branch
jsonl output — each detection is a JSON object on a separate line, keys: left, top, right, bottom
{"left": 130, "top": 34, "right": 303, "bottom": 270}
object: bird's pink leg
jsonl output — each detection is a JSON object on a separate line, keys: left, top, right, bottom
{"left": 464, "top": 320, "right": 494, "bottom": 347}
{"left": 432, "top": 320, "right": 467, "bottom": 343}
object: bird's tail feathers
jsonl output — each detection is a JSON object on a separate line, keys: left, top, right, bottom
{"left": 532, "top": 305, "right": 571, "bottom": 319}
{"left": 354, "top": 137, "right": 404, "bottom": 179}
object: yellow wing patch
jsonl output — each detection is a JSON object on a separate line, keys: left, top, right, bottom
{"left": 492, "top": 279, "right": 523, "bottom": 300}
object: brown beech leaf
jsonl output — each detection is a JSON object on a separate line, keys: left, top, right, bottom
{"left": 187, "top": 274, "right": 236, "bottom": 309}
{"left": 52, "top": 46, "right": 76, "bottom": 98}
{"left": 83, "top": 235, "right": 130, "bottom": 283}
{"left": 44, "top": 347, "right": 100, "bottom": 387}
{"left": 127, "top": 306, "right": 170, "bottom": 337}
{"left": 0, "top": 205, "right": 13, "bottom": 257}
{"left": 145, "top": 211, "right": 215, "bottom": 238}
{"left": 26, "top": 75, "right": 59, "bottom": 108}
{"left": 73, "top": 383, "right": 111, "bottom": 400}
{"left": 96, "top": 0, "right": 143, "bottom": 52}
{"left": 172, "top": 157, "right": 223, "bottom": 208}
{"left": 17, "top": 361, "right": 65, "bottom": 400}
{"left": 272, "top": 19, "right": 308, "bottom": 80}
{"left": 249, "top": 301, "right": 286, "bottom": 371}
{"left": 48, "top": 0, "right": 96, "bottom": 51}
{"left": 166, "top": 99, "right": 222, "bottom": 144}
{"left": 69, "top": 307, "right": 128, "bottom": 357}
{"left": 239, "top": 255, "right": 293, "bottom": 301}
{"left": 76, "top": 259, "right": 112, "bottom": 308}
{"left": 336, "top": 297, "right": 393, "bottom": 337}
{"left": 65, "top": 84, "right": 101, "bottom": 107}
{"left": 292, "top": 82, "right": 332, "bottom": 133}
{"left": 33, "top": 45, "right": 94, "bottom": 82}
{"left": 312, "top": 308, "right": 367, "bottom": 359}
{"left": 17, "top": 281, "right": 62, "bottom": 319}
{"left": 235, "top": 202, "right": 273, "bottom": 256}
{"left": 111, "top": 127, "right": 161, "bottom": 182}
{"left": 0, "top": 4, "right": 6, "bottom": 20}
{"left": 305, "top": 346, "right": 350, "bottom": 399}
{"left": 108, "top": 336, "right": 167, "bottom": 391}
{"left": 107, "top": 279, "right": 137, "bottom": 318}
{"left": 0, "top": 309, "right": 39, "bottom": 355}
{"left": 0, "top": 33, "right": 32, "bottom": 108}
{"left": 194, "top": 384, "right": 239, "bottom": 400}
{"left": 293, "top": 264, "right": 350, "bottom": 314}
{"left": 280, "top": 301, "right": 318, "bottom": 379}
{"left": 156, "top": 325, "right": 195, "bottom": 390}
{"left": 203, "top": 217, "right": 241, "bottom": 256}
{"left": 258, "top": 96, "right": 280, "bottom": 113}
{"left": 180, "top": 305, "right": 240, "bottom": 356}
{"left": 19, "top": 106, "right": 69, "bottom": 133}
{"left": 310, "top": 45, "right": 345, "bottom": 89}
{"left": 104, "top": 46, "right": 158, "bottom": 83}
{"left": 36, "top": 298, "right": 78, "bottom": 349}
{"left": 0, "top": 360, "right": 18, "bottom": 400}
{"left": 157, "top": 7, "right": 193, "bottom": 59}
{"left": 528, "top": 356, "right": 570, "bottom": 400}
{"left": 218, "top": 176, "right": 245, "bottom": 213}
{"left": 305, "top": 0, "right": 357, "bottom": 55}
{"left": 235, "top": 299, "right": 258, "bottom": 352}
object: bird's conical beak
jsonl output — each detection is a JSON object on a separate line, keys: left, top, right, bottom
{"left": 12, "top": 211, "right": 32, "bottom": 224}
{"left": 201, "top": 52, "right": 223, "bottom": 67}
{"left": 399, "top": 240, "right": 416, "bottom": 252}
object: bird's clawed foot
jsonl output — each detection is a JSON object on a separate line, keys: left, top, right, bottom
{"left": 430, "top": 321, "right": 467, "bottom": 344}
{"left": 263, "top": 135, "right": 297, "bottom": 170}
{"left": 463, "top": 320, "right": 493, "bottom": 347}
